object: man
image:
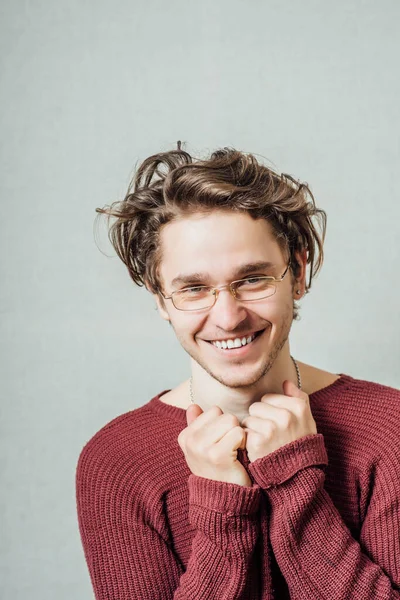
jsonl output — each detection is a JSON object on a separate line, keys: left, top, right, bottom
{"left": 76, "top": 144, "right": 400, "bottom": 599}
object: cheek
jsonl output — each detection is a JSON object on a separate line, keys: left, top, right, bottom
{"left": 171, "top": 316, "right": 205, "bottom": 338}
{"left": 257, "top": 295, "right": 292, "bottom": 322}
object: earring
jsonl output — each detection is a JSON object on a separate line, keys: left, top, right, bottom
{"left": 296, "top": 290, "right": 301, "bottom": 295}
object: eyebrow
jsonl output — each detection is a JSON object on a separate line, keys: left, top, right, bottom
{"left": 170, "top": 261, "right": 276, "bottom": 288}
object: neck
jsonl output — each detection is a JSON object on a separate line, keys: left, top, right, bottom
{"left": 189, "top": 345, "right": 300, "bottom": 424}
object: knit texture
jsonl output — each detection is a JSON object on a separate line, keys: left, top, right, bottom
{"left": 76, "top": 374, "right": 400, "bottom": 599}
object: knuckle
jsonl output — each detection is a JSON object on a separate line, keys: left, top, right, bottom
{"left": 264, "top": 419, "right": 276, "bottom": 433}
{"left": 231, "top": 424, "right": 243, "bottom": 437}
{"left": 221, "top": 413, "right": 240, "bottom": 427}
{"left": 248, "top": 403, "right": 257, "bottom": 416}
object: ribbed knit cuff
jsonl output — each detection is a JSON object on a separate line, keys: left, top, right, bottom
{"left": 248, "top": 434, "right": 328, "bottom": 490}
{"left": 188, "top": 476, "right": 262, "bottom": 550}
{"left": 188, "top": 475, "right": 261, "bottom": 514}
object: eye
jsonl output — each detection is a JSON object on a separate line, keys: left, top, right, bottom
{"left": 181, "top": 286, "right": 208, "bottom": 295}
{"left": 240, "top": 276, "right": 265, "bottom": 285}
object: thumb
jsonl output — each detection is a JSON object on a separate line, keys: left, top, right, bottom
{"left": 238, "top": 428, "right": 247, "bottom": 450}
{"left": 282, "top": 379, "right": 309, "bottom": 402}
{"left": 186, "top": 403, "right": 203, "bottom": 426}
{"left": 282, "top": 379, "right": 301, "bottom": 398}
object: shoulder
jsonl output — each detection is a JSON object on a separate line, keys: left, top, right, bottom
{"left": 346, "top": 375, "right": 400, "bottom": 445}
{"left": 77, "top": 404, "right": 152, "bottom": 464}
{"left": 339, "top": 374, "right": 400, "bottom": 409}
{"left": 313, "top": 371, "right": 400, "bottom": 411}
{"left": 76, "top": 394, "right": 177, "bottom": 501}
{"left": 348, "top": 376, "right": 400, "bottom": 481}
{"left": 318, "top": 374, "right": 400, "bottom": 462}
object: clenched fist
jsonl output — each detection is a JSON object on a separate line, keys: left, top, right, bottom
{"left": 242, "top": 380, "right": 317, "bottom": 463}
{"left": 178, "top": 404, "right": 252, "bottom": 487}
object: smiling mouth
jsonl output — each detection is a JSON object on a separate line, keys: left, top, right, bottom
{"left": 206, "top": 328, "right": 266, "bottom": 350}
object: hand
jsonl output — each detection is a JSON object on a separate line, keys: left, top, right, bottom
{"left": 178, "top": 404, "right": 252, "bottom": 487}
{"left": 241, "top": 380, "right": 317, "bottom": 463}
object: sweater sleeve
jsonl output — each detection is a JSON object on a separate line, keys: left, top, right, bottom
{"left": 248, "top": 433, "right": 400, "bottom": 599}
{"left": 76, "top": 446, "right": 263, "bottom": 600}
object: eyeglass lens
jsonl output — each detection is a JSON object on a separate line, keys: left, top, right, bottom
{"left": 173, "top": 279, "right": 277, "bottom": 310}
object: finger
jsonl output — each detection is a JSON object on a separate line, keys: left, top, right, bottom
{"left": 261, "top": 394, "right": 305, "bottom": 416}
{"left": 213, "top": 425, "right": 247, "bottom": 456}
{"left": 199, "top": 413, "right": 242, "bottom": 446}
{"left": 186, "top": 404, "right": 223, "bottom": 430}
{"left": 282, "top": 379, "right": 309, "bottom": 402}
{"left": 186, "top": 404, "right": 204, "bottom": 426}
{"left": 260, "top": 392, "right": 302, "bottom": 405}
{"left": 238, "top": 430, "right": 247, "bottom": 450}
{"left": 242, "top": 415, "right": 274, "bottom": 435}
{"left": 249, "top": 401, "right": 295, "bottom": 420}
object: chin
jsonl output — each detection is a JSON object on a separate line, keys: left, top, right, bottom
{"left": 204, "top": 362, "right": 271, "bottom": 390}
{"left": 203, "top": 338, "right": 288, "bottom": 390}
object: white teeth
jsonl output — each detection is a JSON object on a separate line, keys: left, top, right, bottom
{"left": 211, "top": 332, "right": 258, "bottom": 349}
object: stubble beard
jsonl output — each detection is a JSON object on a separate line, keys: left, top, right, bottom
{"left": 172, "top": 308, "right": 293, "bottom": 390}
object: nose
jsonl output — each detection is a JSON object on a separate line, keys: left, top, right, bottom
{"left": 209, "top": 287, "right": 247, "bottom": 331}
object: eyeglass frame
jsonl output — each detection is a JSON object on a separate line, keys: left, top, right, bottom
{"left": 160, "top": 261, "right": 292, "bottom": 311}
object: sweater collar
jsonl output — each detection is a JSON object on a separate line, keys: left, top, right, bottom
{"left": 147, "top": 373, "right": 353, "bottom": 424}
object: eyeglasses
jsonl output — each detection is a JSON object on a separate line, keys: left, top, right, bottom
{"left": 161, "top": 262, "right": 291, "bottom": 311}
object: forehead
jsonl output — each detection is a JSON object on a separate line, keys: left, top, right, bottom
{"left": 159, "top": 210, "right": 285, "bottom": 285}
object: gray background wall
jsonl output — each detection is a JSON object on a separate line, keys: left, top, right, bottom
{"left": 1, "top": 0, "right": 399, "bottom": 597}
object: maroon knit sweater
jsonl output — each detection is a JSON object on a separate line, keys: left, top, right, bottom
{"left": 76, "top": 374, "right": 400, "bottom": 599}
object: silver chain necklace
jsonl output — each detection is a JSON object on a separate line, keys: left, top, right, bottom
{"left": 189, "top": 355, "right": 301, "bottom": 404}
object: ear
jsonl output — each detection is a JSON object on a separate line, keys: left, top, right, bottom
{"left": 292, "top": 249, "right": 307, "bottom": 297}
{"left": 144, "top": 276, "right": 171, "bottom": 322}
{"left": 153, "top": 293, "right": 171, "bottom": 322}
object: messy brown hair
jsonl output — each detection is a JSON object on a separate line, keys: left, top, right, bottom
{"left": 95, "top": 143, "right": 327, "bottom": 320}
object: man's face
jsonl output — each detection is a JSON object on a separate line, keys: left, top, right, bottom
{"left": 154, "top": 210, "right": 305, "bottom": 389}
